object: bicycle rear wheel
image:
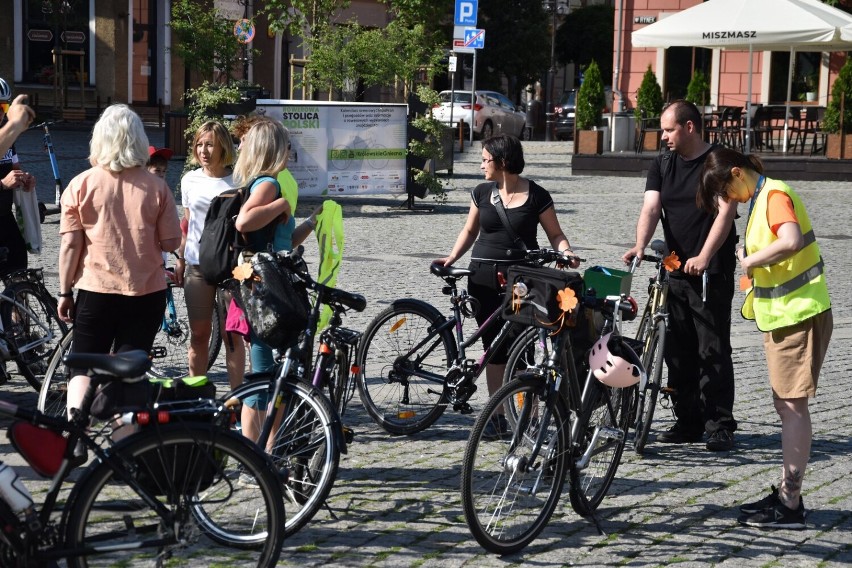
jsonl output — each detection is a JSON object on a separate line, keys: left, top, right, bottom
{"left": 63, "top": 424, "right": 285, "bottom": 567}
{"left": 461, "top": 375, "right": 570, "bottom": 555}
{"left": 633, "top": 319, "right": 666, "bottom": 454}
{"left": 356, "top": 300, "right": 456, "bottom": 435}
{"left": 225, "top": 377, "right": 339, "bottom": 538}
{"left": 149, "top": 285, "right": 221, "bottom": 379}
{"left": 0, "top": 281, "right": 68, "bottom": 390}
{"left": 568, "top": 379, "right": 634, "bottom": 516}
{"left": 37, "top": 327, "right": 74, "bottom": 417}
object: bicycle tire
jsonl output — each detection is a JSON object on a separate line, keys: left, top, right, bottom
{"left": 37, "top": 327, "right": 74, "bottom": 417}
{"left": 226, "top": 377, "right": 339, "bottom": 538}
{"left": 0, "top": 281, "right": 68, "bottom": 391}
{"left": 63, "top": 423, "right": 285, "bottom": 567}
{"left": 461, "top": 374, "right": 570, "bottom": 555}
{"left": 568, "top": 379, "right": 633, "bottom": 516}
{"left": 633, "top": 319, "right": 666, "bottom": 454}
{"left": 356, "top": 300, "right": 456, "bottom": 435}
{"left": 149, "top": 286, "right": 221, "bottom": 379}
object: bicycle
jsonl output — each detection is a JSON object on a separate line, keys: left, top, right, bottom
{"left": 0, "top": 248, "right": 69, "bottom": 391}
{"left": 356, "top": 248, "right": 579, "bottom": 436}
{"left": 37, "top": 257, "right": 222, "bottom": 417}
{"left": 0, "top": 349, "right": 285, "bottom": 566}
{"left": 629, "top": 238, "right": 674, "bottom": 454}
{"left": 222, "top": 248, "right": 353, "bottom": 538}
{"left": 460, "top": 268, "right": 642, "bottom": 555}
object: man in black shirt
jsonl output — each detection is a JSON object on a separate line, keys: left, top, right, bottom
{"left": 623, "top": 100, "right": 738, "bottom": 452}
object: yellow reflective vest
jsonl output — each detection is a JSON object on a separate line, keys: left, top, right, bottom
{"left": 742, "top": 179, "right": 830, "bottom": 331}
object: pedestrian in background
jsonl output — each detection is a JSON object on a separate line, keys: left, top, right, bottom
{"left": 622, "top": 99, "right": 739, "bottom": 452}
{"left": 175, "top": 121, "right": 245, "bottom": 388}
{"left": 436, "top": 134, "right": 578, "bottom": 440}
{"left": 58, "top": 104, "right": 181, "bottom": 419}
{"left": 698, "top": 147, "right": 832, "bottom": 529}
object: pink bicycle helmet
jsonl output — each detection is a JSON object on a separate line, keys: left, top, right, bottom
{"left": 588, "top": 332, "right": 642, "bottom": 388}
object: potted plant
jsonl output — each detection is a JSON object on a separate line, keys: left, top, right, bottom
{"left": 822, "top": 57, "right": 852, "bottom": 159}
{"left": 634, "top": 65, "right": 664, "bottom": 152}
{"left": 685, "top": 70, "right": 711, "bottom": 108}
{"left": 574, "top": 60, "right": 606, "bottom": 155}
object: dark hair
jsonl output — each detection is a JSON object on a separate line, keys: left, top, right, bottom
{"left": 664, "top": 99, "right": 703, "bottom": 135}
{"left": 147, "top": 155, "right": 168, "bottom": 168}
{"left": 482, "top": 134, "right": 524, "bottom": 174}
{"left": 697, "top": 146, "right": 765, "bottom": 213}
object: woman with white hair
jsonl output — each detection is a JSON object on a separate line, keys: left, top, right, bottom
{"left": 58, "top": 104, "right": 182, "bottom": 417}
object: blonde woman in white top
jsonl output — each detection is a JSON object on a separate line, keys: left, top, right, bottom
{"left": 175, "top": 121, "right": 245, "bottom": 387}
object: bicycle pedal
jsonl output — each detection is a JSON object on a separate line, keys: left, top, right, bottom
{"left": 453, "top": 402, "right": 474, "bottom": 414}
{"left": 342, "top": 425, "right": 355, "bottom": 444}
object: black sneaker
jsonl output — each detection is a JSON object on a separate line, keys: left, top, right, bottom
{"left": 740, "top": 486, "right": 807, "bottom": 516}
{"left": 738, "top": 498, "right": 806, "bottom": 529}
{"left": 482, "top": 415, "right": 510, "bottom": 441}
{"left": 656, "top": 423, "right": 703, "bottom": 444}
{"left": 706, "top": 429, "right": 735, "bottom": 451}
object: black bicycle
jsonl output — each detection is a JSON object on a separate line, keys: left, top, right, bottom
{"left": 355, "top": 249, "right": 580, "bottom": 436}
{"left": 0, "top": 350, "right": 285, "bottom": 566}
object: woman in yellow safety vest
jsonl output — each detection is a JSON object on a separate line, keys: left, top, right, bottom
{"left": 697, "top": 146, "right": 832, "bottom": 530}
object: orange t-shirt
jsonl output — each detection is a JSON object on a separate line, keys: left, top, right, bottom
{"left": 766, "top": 189, "right": 798, "bottom": 235}
{"left": 60, "top": 166, "right": 182, "bottom": 296}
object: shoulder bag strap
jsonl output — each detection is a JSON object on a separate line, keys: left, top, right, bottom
{"left": 490, "top": 184, "right": 524, "bottom": 248}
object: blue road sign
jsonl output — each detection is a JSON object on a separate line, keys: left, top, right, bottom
{"left": 454, "top": 0, "right": 478, "bottom": 27}
{"left": 463, "top": 28, "right": 485, "bottom": 49}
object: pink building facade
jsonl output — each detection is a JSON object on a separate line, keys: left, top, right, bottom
{"left": 615, "top": 0, "right": 849, "bottom": 111}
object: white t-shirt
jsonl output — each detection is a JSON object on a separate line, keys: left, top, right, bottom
{"left": 180, "top": 168, "right": 234, "bottom": 265}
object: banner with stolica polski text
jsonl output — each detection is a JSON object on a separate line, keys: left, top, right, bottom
{"left": 256, "top": 100, "right": 408, "bottom": 196}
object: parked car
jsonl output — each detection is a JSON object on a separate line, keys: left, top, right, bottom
{"left": 553, "top": 86, "right": 614, "bottom": 141}
{"left": 433, "top": 90, "right": 526, "bottom": 139}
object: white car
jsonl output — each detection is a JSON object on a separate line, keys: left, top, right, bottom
{"left": 432, "top": 90, "right": 527, "bottom": 139}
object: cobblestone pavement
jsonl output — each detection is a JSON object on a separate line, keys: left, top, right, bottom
{"left": 3, "top": 126, "right": 850, "bottom": 566}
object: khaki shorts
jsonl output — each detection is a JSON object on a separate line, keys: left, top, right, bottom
{"left": 183, "top": 264, "right": 230, "bottom": 323}
{"left": 764, "top": 309, "right": 833, "bottom": 399}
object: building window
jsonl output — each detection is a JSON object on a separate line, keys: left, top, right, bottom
{"left": 22, "top": 0, "right": 91, "bottom": 85}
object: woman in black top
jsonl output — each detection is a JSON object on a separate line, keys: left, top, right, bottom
{"left": 0, "top": 98, "right": 36, "bottom": 276}
{"left": 436, "top": 134, "right": 577, "bottom": 437}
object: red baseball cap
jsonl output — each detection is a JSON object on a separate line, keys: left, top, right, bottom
{"left": 148, "top": 146, "right": 173, "bottom": 160}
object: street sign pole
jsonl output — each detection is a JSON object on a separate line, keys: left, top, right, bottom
{"left": 470, "top": 50, "right": 476, "bottom": 145}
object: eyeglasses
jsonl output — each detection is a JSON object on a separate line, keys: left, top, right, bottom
{"left": 0, "top": 103, "right": 9, "bottom": 113}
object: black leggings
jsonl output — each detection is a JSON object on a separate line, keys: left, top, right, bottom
{"left": 71, "top": 289, "right": 167, "bottom": 355}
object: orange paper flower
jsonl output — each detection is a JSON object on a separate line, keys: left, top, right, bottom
{"left": 557, "top": 287, "right": 578, "bottom": 312}
{"left": 232, "top": 262, "right": 255, "bottom": 282}
{"left": 663, "top": 251, "right": 681, "bottom": 272}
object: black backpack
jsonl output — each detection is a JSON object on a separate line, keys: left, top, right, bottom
{"left": 198, "top": 177, "right": 278, "bottom": 285}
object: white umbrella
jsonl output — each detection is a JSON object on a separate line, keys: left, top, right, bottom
{"left": 632, "top": 0, "right": 852, "bottom": 153}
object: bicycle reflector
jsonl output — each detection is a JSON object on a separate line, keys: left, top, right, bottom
{"left": 135, "top": 410, "right": 171, "bottom": 426}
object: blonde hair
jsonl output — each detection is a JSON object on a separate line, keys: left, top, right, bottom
{"left": 189, "top": 120, "right": 236, "bottom": 168}
{"left": 232, "top": 118, "right": 290, "bottom": 186}
{"left": 88, "top": 104, "right": 149, "bottom": 172}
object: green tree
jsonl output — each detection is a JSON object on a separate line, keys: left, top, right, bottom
{"left": 823, "top": 57, "right": 852, "bottom": 134}
{"left": 685, "top": 70, "right": 711, "bottom": 107}
{"left": 260, "top": 0, "right": 351, "bottom": 43}
{"left": 477, "top": 0, "right": 550, "bottom": 103}
{"left": 554, "top": 5, "right": 615, "bottom": 85}
{"left": 576, "top": 60, "right": 604, "bottom": 130}
{"left": 170, "top": 0, "right": 255, "bottom": 84}
{"left": 634, "top": 65, "right": 664, "bottom": 121}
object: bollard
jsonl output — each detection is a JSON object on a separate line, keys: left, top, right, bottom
{"left": 458, "top": 119, "right": 465, "bottom": 152}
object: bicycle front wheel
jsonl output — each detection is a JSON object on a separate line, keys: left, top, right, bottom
{"left": 37, "top": 326, "right": 74, "bottom": 417}
{"left": 633, "top": 318, "right": 666, "bottom": 454}
{"left": 461, "top": 375, "right": 570, "bottom": 555}
{"left": 356, "top": 300, "right": 456, "bottom": 435}
{"left": 226, "top": 377, "right": 339, "bottom": 538}
{"left": 0, "top": 281, "right": 68, "bottom": 390}
{"left": 63, "top": 424, "right": 285, "bottom": 567}
{"left": 568, "top": 380, "right": 634, "bottom": 516}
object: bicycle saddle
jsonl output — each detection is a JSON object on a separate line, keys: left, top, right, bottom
{"left": 63, "top": 350, "right": 152, "bottom": 380}
{"left": 430, "top": 263, "right": 473, "bottom": 279}
{"left": 326, "top": 286, "right": 367, "bottom": 312}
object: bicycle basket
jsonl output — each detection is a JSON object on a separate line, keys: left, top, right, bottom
{"left": 501, "top": 265, "right": 584, "bottom": 330}
{"left": 230, "top": 252, "right": 310, "bottom": 349}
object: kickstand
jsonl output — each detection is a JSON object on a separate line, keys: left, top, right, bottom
{"left": 322, "top": 500, "right": 339, "bottom": 521}
{"left": 574, "top": 486, "right": 607, "bottom": 536}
